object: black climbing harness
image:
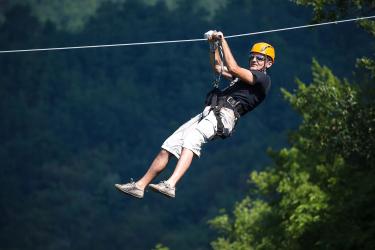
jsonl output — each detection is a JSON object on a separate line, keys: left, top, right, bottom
{"left": 203, "top": 40, "right": 241, "bottom": 139}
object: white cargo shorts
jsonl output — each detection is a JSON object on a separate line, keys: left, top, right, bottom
{"left": 161, "top": 106, "right": 237, "bottom": 159}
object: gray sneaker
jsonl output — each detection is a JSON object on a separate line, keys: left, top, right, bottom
{"left": 149, "top": 181, "right": 175, "bottom": 198}
{"left": 115, "top": 180, "right": 144, "bottom": 199}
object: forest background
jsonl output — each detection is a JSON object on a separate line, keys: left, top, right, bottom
{"left": 0, "top": 0, "right": 374, "bottom": 250}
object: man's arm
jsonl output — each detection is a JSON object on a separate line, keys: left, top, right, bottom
{"left": 208, "top": 39, "right": 234, "bottom": 80}
{"left": 214, "top": 32, "right": 256, "bottom": 85}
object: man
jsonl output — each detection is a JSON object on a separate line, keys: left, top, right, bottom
{"left": 115, "top": 31, "right": 274, "bottom": 198}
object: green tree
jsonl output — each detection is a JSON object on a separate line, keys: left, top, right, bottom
{"left": 1, "top": 1, "right": 373, "bottom": 249}
{"left": 292, "top": 0, "right": 375, "bottom": 22}
{"left": 0, "top": 0, "right": 229, "bottom": 32}
{"left": 210, "top": 59, "right": 375, "bottom": 249}
{"left": 210, "top": 2, "right": 375, "bottom": 249}
{"left": 153, "top": 243, "right": 170, "bottom": 250}
{"left": 292, "top": 0, "right": 375, "bottom": 99}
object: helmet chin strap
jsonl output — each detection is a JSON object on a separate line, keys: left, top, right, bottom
{"left": 261, "top": 56, "right": 269, "bottom": 73}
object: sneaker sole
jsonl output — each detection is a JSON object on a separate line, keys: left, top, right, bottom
{"left": 114, "top": 184, "right": 143, "bottom": 199}
{"left": 149, "top": 185, "right": 175, "bottom": 198}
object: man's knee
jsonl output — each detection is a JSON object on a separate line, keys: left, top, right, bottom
{"left": 158, "top": 149, "right": 170, "bottom": 159}
{"left": 181, "top": 147, "right": 196, "bottom": 159}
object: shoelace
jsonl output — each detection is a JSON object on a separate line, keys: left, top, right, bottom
{"left": 129, "top": 178, "right": 135, "bottom": 185}
{"left": 127, "top": 178, "right": 140, "bottom": 189}
{"left": 160, "top": 181, "right": 175, "bottom": 190}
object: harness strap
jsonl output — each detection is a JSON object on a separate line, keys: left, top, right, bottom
{"left": 205, "top": 90, "right": 241, "bottom": 139}
{"left": 213, "top": 102, "right": 225, "bottom": 138}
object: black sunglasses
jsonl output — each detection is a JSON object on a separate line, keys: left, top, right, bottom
{"left": 249, "top": 54, "right": 266, "bottom": 61}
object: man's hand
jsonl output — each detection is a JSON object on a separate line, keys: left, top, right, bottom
{"left": 204, "top": 30, "right": 216, "bottom": 40}
{"left": 205, "top": 30, "right": 220, "bottom": 53}
{"left": 204, "top": 30, "right": 223, "bottom": 42}
{"left": 212, "top": 31, "right": 224, "bottom": 41}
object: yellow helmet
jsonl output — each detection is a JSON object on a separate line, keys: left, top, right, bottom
{"left": 250, "top": 42, "right": 275, "bottom": 62}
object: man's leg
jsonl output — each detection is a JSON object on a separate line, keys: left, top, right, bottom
{"left": 166, "top": 148, "right": 194, "bottom": 187}
{"left": 149, "top": 147, "right": 194, "bottom": 198}
{"left": 136, "top": 149, "right": 170, "bottom": 190}
{"left": 115, "top": 149, "right": 170, "bottom": 198}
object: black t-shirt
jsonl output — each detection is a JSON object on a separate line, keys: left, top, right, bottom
{"left": 221, "top": 70, "right": 271, "bottom": 116}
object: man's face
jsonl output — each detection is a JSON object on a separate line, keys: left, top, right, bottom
{"left": 249, "top": 53, "right": 273, "bottom": 71}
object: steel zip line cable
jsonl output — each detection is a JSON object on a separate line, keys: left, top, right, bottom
{"left": 0, "top": 15, "right": 374, "bottom": 54}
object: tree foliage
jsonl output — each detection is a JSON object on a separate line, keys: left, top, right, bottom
{"left": 210, "top": 1, "right": 375, "bottom": 249}
{"left": 0, "top": 0, "right": 228, "bottom": 32}
{"left": 0, "top": 1, "right": 374, "bottom": 250}
{"left": 210, "top": 58, "right": 375, "bottom": 250}
{"left": 292, "top": 0, "right": 375, "bottom": 21}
